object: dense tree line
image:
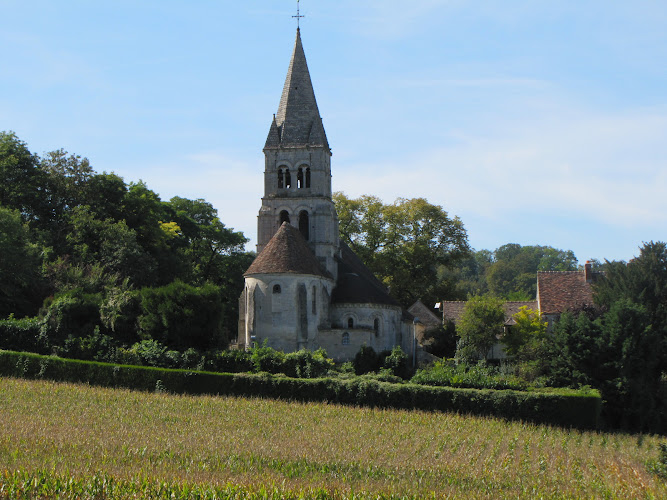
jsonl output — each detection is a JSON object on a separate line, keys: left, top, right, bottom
{"left": 0, "top": 131, "right": 253, "bottom": 353}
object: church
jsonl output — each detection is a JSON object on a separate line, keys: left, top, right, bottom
{"left": 237, "top": 28, "right": 414, "bottom": 361}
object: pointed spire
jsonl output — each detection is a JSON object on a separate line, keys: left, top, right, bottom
{"left": 265, "top": 28, "right": 329, "bottom": 150}
{"left": 265, "top": 114, "right": 281, "bottom": 148}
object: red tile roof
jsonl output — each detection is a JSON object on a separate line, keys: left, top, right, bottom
{"left": 536, "top": 271, "right": 600, "bottom": 314}
{"left": 440, "top": 301, "right": 538, "bottom": 325}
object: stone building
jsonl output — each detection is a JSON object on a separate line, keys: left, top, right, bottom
{"left": 237, "top": 29, "right": 413, "bottom": 361}
{"left": 435, "top": 262, "right": 603, "bottom": 359}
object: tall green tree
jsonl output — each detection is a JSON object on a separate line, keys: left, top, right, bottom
{"left": 333, "top": 193, "right": 470, "bottom": 306}
{"left": 0, "top": 131, "right": 43, "bottom": 219}
{"left": 0, "top": 206, "right": 44, "bottom": 317}
{"left": 455, "top": 294, "right": 506, "bottom": 362}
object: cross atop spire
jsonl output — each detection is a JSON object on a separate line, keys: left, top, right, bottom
{"left": 292, "top": 0, "right": 304, "bottom": 29}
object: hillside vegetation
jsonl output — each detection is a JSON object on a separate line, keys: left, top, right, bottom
{"left": 0, "top": 377, "right": 664, "bottom": 499}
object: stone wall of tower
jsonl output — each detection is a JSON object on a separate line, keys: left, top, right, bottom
{"left": 257, "top": 146, "right": 340, "bottom": 279}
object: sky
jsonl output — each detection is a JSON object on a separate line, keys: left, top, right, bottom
{"left": 2, "top": 1, "right": 666, "bottom": 263}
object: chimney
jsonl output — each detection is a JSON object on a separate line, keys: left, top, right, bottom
{"left": 584, "top": 261, "right": 593, "bottom": 283}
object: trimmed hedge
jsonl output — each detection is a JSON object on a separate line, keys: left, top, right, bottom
{"left": 0, "top": 350, "right": 601, "bottom": 429}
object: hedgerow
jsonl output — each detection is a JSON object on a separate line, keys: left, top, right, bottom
{"left": 0, "top": 349, "right": 601, "bottom": 429}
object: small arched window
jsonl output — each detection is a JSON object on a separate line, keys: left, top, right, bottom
{"left": 277, "top": 169, "right": 284, "bottom": 189}
{"left": 311, "top": 285, "right": 317, "bottom": 314}
{"left": 298, "top": 210, "right": 309, "bottom": 240}
{"left": 342, "top": 332, "right": 350, "bottom": 345}
{"left": 347, "top": 317, "right": 354, "bottom": 329}
{"left": 305, "top": 167, "right": 311, "bottom": 188}
{"left": 273, "top": 284, "right": 281, "bottom": 294}
{"left": 285, "top": 169, "right": 292, "bottom": 189}
{"left": 297, "top": 168, "right": 304, "bottom": 189}
{"left": 279, "top": 210, "right": 290, "bottom": 225}
{"left": 374, "top": 318, "right": 380, "bottom": 332}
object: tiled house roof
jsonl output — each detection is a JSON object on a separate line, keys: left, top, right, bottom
{"left": 407, "top": 300, "right": 442, "bottom": 327}
{"left": 245, "top": 222, "right": 332, "bottom": 278}
{"left": 331, "top": 243, "right": 401, "bottom": 307}
{"left": 440, "top": 301, "right": 538, "bottom": 325}
{"left": 536, "top": 270, "right": 601, "bottom": 315}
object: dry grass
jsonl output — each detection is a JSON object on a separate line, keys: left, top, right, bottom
{"left": 0, "top": 376, "right": 665, "bottom": 498}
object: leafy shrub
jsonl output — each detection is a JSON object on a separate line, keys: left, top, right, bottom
{"left": 0, "top": 349, "right": 602, "bottom": 429}
{"left": 203, "top": 349, "right": 253, "bottom": 373}
{"left": 40, "top": 288, "right": 103, "bottom": 343}
{"left": 0, "top": 316, "right": 46, "bottom": 353}
{"left": 353, "top": 345, "right": 381, "bottom": 375}
{"left": 57, "top": 327, "right": 118, "bottom": 362}
{"left": 137, "top": 281, "right": 224, "bottom": 350}
{"left": 411, "top": 359, "right": 528, "bottom": 391}
{"left": 382, "top": 346, "right": 410, "bottom": 379}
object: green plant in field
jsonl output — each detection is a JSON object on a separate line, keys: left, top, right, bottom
{"left": 649, "top": 443, "right": 667, "bottom": 480}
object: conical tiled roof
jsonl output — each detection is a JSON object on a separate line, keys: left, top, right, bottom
{"left": 265, "top": 28, "right": 329, "bottom": 150}
{"left": 245, "top": 222, "right": 332, "bottom": 278}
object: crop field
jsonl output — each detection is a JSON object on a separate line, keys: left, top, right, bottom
{"left": 0, "top": 377, "right": 665, "bottom": 499}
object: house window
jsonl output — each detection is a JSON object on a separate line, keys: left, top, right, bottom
{"left": 347, "top": 317, "right": 354, "bottom": 328}
{"left": 342, "top": 332, "right": 350, "bottom": 345}
{"left": 273, "top": 284, "right": 281, "bottom": 294}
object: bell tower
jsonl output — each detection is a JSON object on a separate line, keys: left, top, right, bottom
{"left": 257, "top": 28, "right": 339, "bottom": 279}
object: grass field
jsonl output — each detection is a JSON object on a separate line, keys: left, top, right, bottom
{"left": 0, "top": 376, "right": 664, "bottom": 499}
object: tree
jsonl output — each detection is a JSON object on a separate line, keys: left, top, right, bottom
{"left": 503, "top": 306, "right": 547, "bottom": 358}
{"left": 0, "top": 131, "right": 43, "bottom": 219}
{"left": 455, "top": 294, "right": 505, "bottom": 362}
{"left": 0, "top": 206, "right": 44, "bottom": 317}
{"left": 333, "top": 192, "right": 470, "bottom": 306}
{"left": 486, "top": 244, "right": 579, "bottom": 299}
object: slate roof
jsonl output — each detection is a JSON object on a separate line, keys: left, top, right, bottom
{"left": 331, "top": 243, "right": 401, "bottom": 307}
{"left": 408, "top": 300, "right": 442, "bottom": 327}
{"left": 265, "top": 28, "right": 330, "bottom": 150}
{"left": 245, "top": 222, "right": 332, "bottom": 279}
{"left": 536, "top": 271, "right": 600, "bottom": 315}
{"left": 440, "top": 301, "right": 538, "bottom": 325}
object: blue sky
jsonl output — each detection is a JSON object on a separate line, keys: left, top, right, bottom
{"left": 2, "top": 1, "right": 666, "bottom": 263}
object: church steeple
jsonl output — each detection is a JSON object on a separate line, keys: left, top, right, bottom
{"left": 266, "top": 28, "right": 329, "bottom": 151}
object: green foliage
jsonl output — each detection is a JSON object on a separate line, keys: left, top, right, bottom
{"left": 40, "top": 288, "right": 103, "bottom": 343}
{"left": 333, "top": 192, "right": 470, "bottom": 306}
{"left": 0, "top": 131, "right": 43, "bottom": 219}
{"left": 455, "top": 294, "right": 506, "bottom": 362}
{"left": 421, "top": 320, "right": 458, "bottom": 358}
{"left": 649, "top": 443, "right": 667, "bottom": 480}
{"left": 137, "top": 280, "right": 225, "bottom": 351}
{"left": 382, "top": 346, "right": 410, "bottom": 379}
{"left": 353, "top": 345, "right": 382, "bottom": 375}
{"left": 0, "top": 349, "right": 602, "bottom": 429}
{"left": 0, "top": 206, "right": 45, "bottom": 317}
{"left": 0, "top": 316, "right": 45, "bottom": 353}
{"left": 411, "top": 360, "right": 528, "bottom": 391}
{"left": 443, "top": 244, "right": 579, "bottom": 300}
{"left": 503, "top": 306, "right": 548, "bottom": 358}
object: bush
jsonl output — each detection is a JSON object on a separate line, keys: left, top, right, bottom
{"left": 353, "top": 345, "right": 381, "bottom": 375}
{"left": 0, "top": 349, "right": 602, "bottom": 429}
{"left": 411, "top": 359, "right": 528, "bottom": 391}
{"left": 137, "top": 281, "right": 224, "bottom": 350}
{"left": 383, "top": 346, "right": 410, "bottom": 379}
{"left": 0, "top": 316, "right": 46, "bottom": 353}
{"left": 40, "top": 289, "right": 103, "bottom": 344}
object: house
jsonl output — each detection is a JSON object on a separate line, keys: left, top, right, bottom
{"left": 433, "top": 261, "right": 603, "bottom": 358}
{"left": 237, "top": 29, "right": 414, "bottom": 361}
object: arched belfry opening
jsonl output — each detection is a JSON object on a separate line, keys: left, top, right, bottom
{"left": 298, "top": 210, "right": 309, "bottom": 240}
{"left": 279, "top": 210, "right": 290, "bottom": 225}
{"left": 305, "top": 167, "right": 311, "bottom": 188}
